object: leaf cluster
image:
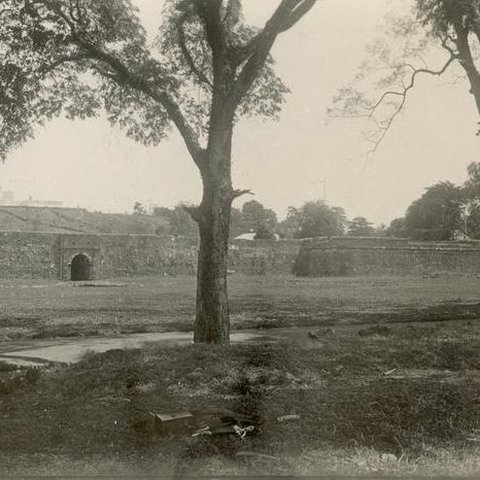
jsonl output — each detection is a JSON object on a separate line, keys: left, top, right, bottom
{"left": 286, "top": 200, "right": 347, "bottom": 239}
{"left": 0, "top": 0, "right": 294, "bottom": 160}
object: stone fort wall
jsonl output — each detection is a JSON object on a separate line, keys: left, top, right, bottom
{"left": 294, "top": 236, "right": 480, "bottom": 276}
{"left": 2, "top": 231, "right": 480, "bottom": 280}
{"left": 0, "top": 231, "right": 300, "bottom": 279}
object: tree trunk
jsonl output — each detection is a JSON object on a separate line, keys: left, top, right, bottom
{"left": 455, "top": 24, "right": 480, "bottom": 118}
{"left": 194, "top": 183, "right": 232, "bottom": 343}
{"left": 193, "top": 106, "right": 234, "bottom": 344}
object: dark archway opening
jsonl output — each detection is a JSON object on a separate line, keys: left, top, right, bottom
{"left": 71, "top": 254, "right": 92, "bottom": 281}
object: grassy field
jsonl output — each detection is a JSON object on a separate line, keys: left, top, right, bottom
{"left": 1, "top": 274, "right": 480, "bottom": 476}
{"left": 2, "top": 273, "right": 480, "bottom": 340}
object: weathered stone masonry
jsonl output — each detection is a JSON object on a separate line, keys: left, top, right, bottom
{"left": 294, "top": 236, "right": 480, "bottom": 276}
{"left": 0, "top": 231, "right": 199, "bottom": 279}
{"left": 1, "top": 231, "right": 480, "bottom": 279}
{"left": 0, "top": 231, "right": 58, "bottom": 278}
{"left": 0, "top": 231, "right": 300, "bottom": 279}
{"left": 57, "top": 233, "right": 199, "bottom": 279}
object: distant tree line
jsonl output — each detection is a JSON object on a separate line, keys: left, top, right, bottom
{"left": 147, "top": 200, "right": 278, "bottom": 239}
{"left": 386, "top": 162, "right": 480, "bottom": 241}
{"left": 132, "top": 198, "right": 381, "bottom": 240}
{"left": 135, "top": 161, "right": 480, "bottom": 241}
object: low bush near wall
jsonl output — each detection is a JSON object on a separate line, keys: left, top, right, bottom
{"left": 293, "top": 248, "right": 355, "bottom": 277}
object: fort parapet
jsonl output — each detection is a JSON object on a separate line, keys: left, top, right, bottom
{"left": 0, "top": 231, "right": 198, "bottom": 280}
{"left": 293, "top": 236, "right": 480, "bottom": 276}
{"left": 0, "top": 231, "right": 300, "bottom": 280}
{"left": 0, "top": 231, "right": 479, "bottom": 280}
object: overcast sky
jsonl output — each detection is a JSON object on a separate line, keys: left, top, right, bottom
{"left": 1, "top": 0, "right": 478, "bottom": 224}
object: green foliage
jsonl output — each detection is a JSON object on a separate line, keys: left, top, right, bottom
{"left": 347, "top": 216, "right": 375, "bottom": 236}
{"left": 285, "top": 201, "right": 347, "bottom": 239}
{"left": 293, "top": 248, "right": 354, "bottom": 276}
{"left": 460, "top": 161, "right": 480, "bottom": 238}
{"left": 132, "top": 201, "right": 146, "bottom": 215}
{"left": 153, "top": 203, "right": 243, "bottom": 238}
{"left": 404, "top": 181, "right": 464, "bottom": 240}
{"left": 463, "top": 161, "right": 480, "bottom": 199}
{"left": 392, "top": 162, "right": 480, "bottom": 240}
{"left": 151, "top": 201, "right": 276, "bottom": 239}
{"left": 158, "top": 0, "right": 289, "bottom": 137}
{"left": 253, "top": 224, "right": 276, "bottom": 240}
{"left": 0, "top": 0, "right": 291, "bottom": 159}
{"left": 153, "top": 204, "right": 198, "bottom": 237}
{"left": 240, "top": 200, "right": 277, "bottom": 233}
{"left": 416, "top": 0, "right": 478, "bottom": 36}
{"left": 386, "top": 217, "right": 408, "bottom": 238}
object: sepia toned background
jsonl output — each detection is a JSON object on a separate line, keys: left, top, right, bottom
{"left": 1, "top": 0, "right": 476, "bottom": 225}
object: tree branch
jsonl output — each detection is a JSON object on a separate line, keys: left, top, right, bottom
{"left": 232, "top": 188, "right": 253, "bottom": 199}
{"left": 454, "top": 21, "right": 480, "bottom": 116}
{"left": 35, "top": 0, "right": 206, "bottom": 167}
{"left": 38, "top": 53, "right": 90, "bottom": 77}
{"left": 279, "top": 0, "right": 317, "bottom": 32}
{"left": 232, "top": 0, "right": 316, "bottom": 62}
{"left": 230, "top": 0, "right": 317, "bottom": 106}
{"left": 82, "top": 38, "right": 205, "bottom": 165}
{"left": 195, "top": 0, "right": 228, "bottom": 82}
{"left": 366, "top": 54, "right": 456, "bottom": 153}
{"left": 223, "top": 0, "right": 241, "bottom": 26}
{"left": 176, "top": 13, "right": 213, "bottom": 89}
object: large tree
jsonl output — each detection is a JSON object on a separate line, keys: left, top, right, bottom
{"left": 287, "top": 200, "right": 347, "bottom": 239}
{"left": 386, "top": 217, "right": 408, "bottom": 238}
{"left": 0, "top": 0, "right": 317, "bottom": 343}
{"left": 347, "top": 216, "right": 375, "bottom": 236}
{"left": 404, "top": 181, "right": 464, "bottom": 240}
{"left": 460, "top": 161, "right": 480, "bottom": 237}
{"left": 240, "top": 199, "right": 277, "bottom": 233}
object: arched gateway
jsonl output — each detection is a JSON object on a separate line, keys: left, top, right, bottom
{"left": 70, "top": 253, "right": 92, "bottom": 281}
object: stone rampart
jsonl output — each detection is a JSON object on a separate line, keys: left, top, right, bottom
{"left": 0, "top": 231, "right": 299, "bottom": 280}
{"left": 2, "top": 231, "right": 479, "bottom": 280}
{"left": 229, "top": 239, "right": 301, "bottom": 275}
{"left": 294, "top": 236, "right": 480, "bottom": 276}
{"left": 0, "top": 231, "right": 58, "bottom": 279}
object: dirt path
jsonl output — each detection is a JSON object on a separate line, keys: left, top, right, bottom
{"left": 0, "top": 316, "right": 476, "bottom": 367}
{"left": 0, "top": 329, "right": 285, "bottom": 366}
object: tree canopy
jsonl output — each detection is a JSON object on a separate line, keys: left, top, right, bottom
{"left": 152, "top": 202, "right": 244, "bottom": 237}
{"left": 286, "top": 200, "right": 347, "bottom": 239}
{"left": 386, "top": 217, "right": 408, "bottom": 238}
{"left": 240, "top": 199, "right": 277, "bottom": 233}
{"left": 347, "top": 216, "right": 375, "bottom": 236}
{"left": 404, "top": 181, "right": 464, "bottom": 240}
{"left": 385, "top": 162, "right": 480, "bottom": 241}
{"left": 0, "top": 0, "right": 307, "bottom": 161}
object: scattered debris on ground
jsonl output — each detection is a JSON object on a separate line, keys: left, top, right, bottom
{"left": 277, "top": 414, "right": 301, "bottom": 422}
{"left": 150, "top": 408, "right": 255, "bottom": 439}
